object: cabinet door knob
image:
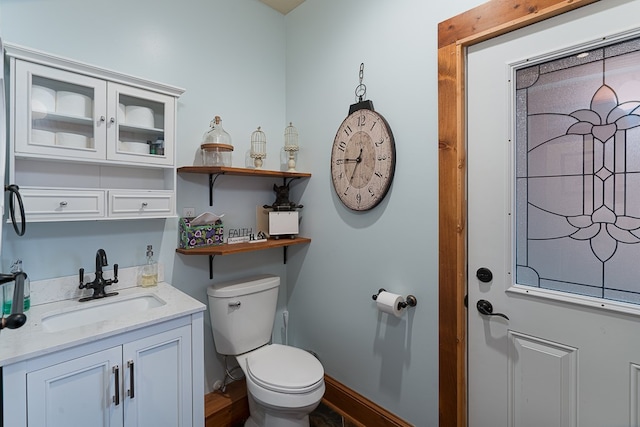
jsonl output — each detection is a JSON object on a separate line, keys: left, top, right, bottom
{"left": 110, "top": 117, "right": 115, "bottom": 124}
{"left": 141, "top": 202, "right": 148, "bottom": 208}
{"left": 100, "top": 116, "right": 106, "bottom": 122}
{"left": 59, "top": 201, "right": 68, "bottom": 207}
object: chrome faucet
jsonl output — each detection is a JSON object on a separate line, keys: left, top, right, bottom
{"left": 79, "top": 248, "right": 119, "bottom": 302}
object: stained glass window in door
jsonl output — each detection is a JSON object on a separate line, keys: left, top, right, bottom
{"left": 515, "top": 36, "right": 640, "bottom": 305}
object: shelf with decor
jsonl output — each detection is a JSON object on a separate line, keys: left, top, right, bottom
{"left": 176, "top": 236, "right": 311, "bottom": 256}
{"left": 177, "top": 165, "right": 311, "bottom": 178}
{"left": 177, "top": 166, "right": 311, "bottom": 205}
{"left": 176, "top": 166, "right": 311, "bottom": 278}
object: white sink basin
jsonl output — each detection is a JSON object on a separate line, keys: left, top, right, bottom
{"left": 41, "top": 293, "right": 166, "bottom": 332}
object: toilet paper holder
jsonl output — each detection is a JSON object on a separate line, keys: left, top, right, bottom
{"left": 371, "top": 288, "right": 417, "bottom": 310}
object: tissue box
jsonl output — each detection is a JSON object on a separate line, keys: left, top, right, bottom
{"left": 179, "top": 217, "right": 224, "bottom": 249}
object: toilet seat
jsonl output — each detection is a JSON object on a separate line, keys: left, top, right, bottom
{"left": 245, "top": 344, "right": 324, "bottom": 394}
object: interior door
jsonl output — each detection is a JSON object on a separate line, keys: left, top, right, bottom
{"left": 468, "top": 2, "right": 640, "bottom": 426}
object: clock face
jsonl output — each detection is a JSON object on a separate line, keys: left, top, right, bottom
{"left": 331, "top": 108, "right": 395, "bottom": 211}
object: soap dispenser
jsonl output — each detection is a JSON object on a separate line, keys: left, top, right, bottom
{"left": 141, "top": 245, "right": 158, "bottom": 287}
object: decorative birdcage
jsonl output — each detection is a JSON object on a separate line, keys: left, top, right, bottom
{"left": 250, "top": 126, "right": 266, "bottom": 169}
{"left": 283, "top": 122, "right": 299, "bottom": 172}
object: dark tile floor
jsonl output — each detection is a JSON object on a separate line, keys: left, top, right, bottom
{"left": 234, "top": 402, "right": 355, "bottom": 427}
{"left": 309, "top": 402, "right": 344, "bottom": 427}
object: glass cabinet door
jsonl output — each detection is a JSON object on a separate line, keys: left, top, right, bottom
{"left": 106, "top": 82, "right": 175, "bottom": 166}
{"left": 13, "top": 60, "right": 107, "bottom": 160}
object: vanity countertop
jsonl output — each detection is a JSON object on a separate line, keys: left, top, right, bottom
{"left": 0, "top": 282, "right": 205, "bottom": 366}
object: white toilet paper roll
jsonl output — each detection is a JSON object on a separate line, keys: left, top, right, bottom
{"left": 376, "top": 291, "right": 403, "bottom": 317}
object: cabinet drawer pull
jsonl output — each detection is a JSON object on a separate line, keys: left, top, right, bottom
{"left": 59, "top": 201, "right": 68, "bottom": 207}
{"left": 141, "top": 202, "right": 148, "bottom": 208}
{"left": 110, "top": 117, "right": 115, "bottom": 124}
{"left": 228, "top": 301, "right": 241, "bottom": 308}
{"left": 100, "top": 115, "right": 106, "bottom": 122}
{"left": 127, "top": 360, "right": 135, "bottom": 399}
{"left": 113, "top": 365, "right": 120, "bottom": 405}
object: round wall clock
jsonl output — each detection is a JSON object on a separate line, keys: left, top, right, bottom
{"left": 330, "top": 99, "right": 396, "bottom": 211}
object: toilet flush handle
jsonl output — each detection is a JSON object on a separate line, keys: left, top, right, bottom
{"left": 228, "top": 301, "right": 241, "bottom": 308}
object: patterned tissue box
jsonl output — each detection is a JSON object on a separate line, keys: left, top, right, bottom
{"left": 179, "top": 217, "right": 224, "bottom": 249}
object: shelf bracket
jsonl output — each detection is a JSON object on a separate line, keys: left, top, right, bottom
{"left": 208, "top": 173, "right": 224, "bottom": 206}
{"left": 283, "top": 177, "right": 300, "bottom": 187}
{"left": 209, "top": 255, "right": 216, "bottom": 279}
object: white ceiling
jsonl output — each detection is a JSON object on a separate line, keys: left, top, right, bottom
{"left": 259, "top": 0, "right": 305, "bottom": 14}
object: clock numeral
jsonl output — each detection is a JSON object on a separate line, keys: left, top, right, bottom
{"left": 356, "top": 192, "right": 361, "bottom": 205}
{"left": 338, "top": 141, "right": 347, "bottom": 152}
{"left": 343, "top": 186, "right": 350, "bottom": 196}
{"left": 377, "top": 154, "right": 388, "bottom": 161}
{"left": 369, "top": 121, "right": 378, "bottom": 132}
{"left": 368, "top": 187, "right": 376, "bottom": 198}
{"left": 357, "top": 115, "right": 366, "bottom": 127}
{"left": 343, "top": 126, "right": 353, "bottom": 137}
{"left": 375, "top": 171, "right": 383, "bottom": 179}
{"left": 335, "top": 159, "right": 344, "bottom": 165}
{"left": 375, "top": 138, "right": 385, "bottom": 147}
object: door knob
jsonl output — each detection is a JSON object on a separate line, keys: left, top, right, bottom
{"left": 476, "top": 267, "right": 493, "bottom": 283}
{"left": 476, "top": 299, "right": 509, "bottom": 320}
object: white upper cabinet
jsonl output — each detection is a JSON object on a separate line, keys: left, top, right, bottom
{"left": 5, "top": 44, "right": 184, "bottom": 222}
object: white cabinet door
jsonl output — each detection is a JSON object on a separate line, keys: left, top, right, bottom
{"left": 26, "top": 346, "right": 123, "bottom": 427}
{"left": 123, "top": 325, "right": 192, "bottom": 427}
{"left": 107, "top": 82, "right": 175, "bottom": 166}
{"left": 13, "top": 60, "right": 108, "bottom": 160}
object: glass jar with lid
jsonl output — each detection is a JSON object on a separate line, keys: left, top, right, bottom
{"left": 201, "top": 116, "right": 233, "bottom": 166}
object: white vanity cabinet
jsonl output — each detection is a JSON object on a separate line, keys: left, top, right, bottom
{"left": 3, "top": 317, "right": 200, "bottom": 427}
{"left": 5, "top": 44, "right": 184, "bottom": 222}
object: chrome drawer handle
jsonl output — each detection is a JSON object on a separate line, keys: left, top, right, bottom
{"left": 228, "top": 301, "right": 241, "bottom": 308}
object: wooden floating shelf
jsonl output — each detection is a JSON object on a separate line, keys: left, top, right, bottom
{"left": 177, "top": 165, "right": 311, "bottom": 179}
{"left": 177, "top": 166, "right": 311, "bottom": 206}
{"left": 176, "top": 236, "right": 311, "bottom": 256}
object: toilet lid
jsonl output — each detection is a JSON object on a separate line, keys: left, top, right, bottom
{"left": 246, "top": 344, "right": 324, "bottom": 394}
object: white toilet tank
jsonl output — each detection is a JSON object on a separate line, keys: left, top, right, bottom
{"left": 207, "top": 274, "right": 279, "bottom": 355}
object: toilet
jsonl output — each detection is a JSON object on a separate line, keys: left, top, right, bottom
{"left": 207, "top": 275, "right": 325, "bottom": 427}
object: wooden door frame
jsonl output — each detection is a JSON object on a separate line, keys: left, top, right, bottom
{"left": 437, "top": 1, "right": 601, "bottom": 426}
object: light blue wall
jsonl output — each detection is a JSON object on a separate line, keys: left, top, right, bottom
{"left": 284, "top": 0, "right": 483, "bottom": 424}
{"left": 0, "top": 0, "right": 486, "bottom": 424}
{"left": 0, "top": 0, "right": 289, "bottom": 393}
